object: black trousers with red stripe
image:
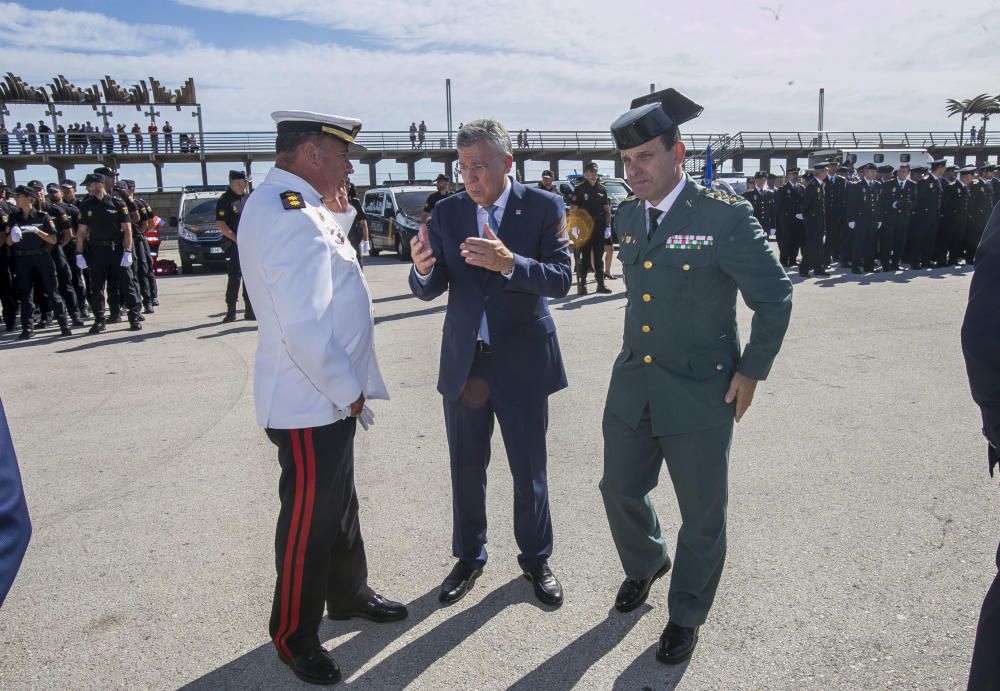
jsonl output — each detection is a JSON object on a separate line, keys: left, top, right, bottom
{"left": 265, "top": 419, "right": 369, "bottom": 657}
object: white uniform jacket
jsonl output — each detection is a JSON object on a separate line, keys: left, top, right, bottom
{"left": 239, "top": 167, "right": 388, "bottom": 429}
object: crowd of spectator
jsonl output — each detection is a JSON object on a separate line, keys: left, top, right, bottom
{"left": 0, "top": 120, "right": 199, "bottom": 156}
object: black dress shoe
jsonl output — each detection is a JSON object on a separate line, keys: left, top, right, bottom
{"left": 814, "top": 270, "right": 829, "bottom": 277}
{"left": 523, "top": 562, "right": 563, "bottom": 607}
{"left": 129, "top": 321, "right": 143, "bottom": 331}
{"left": 222, "top": 310, "right": 237, "bottom": 324}
{"left": 34, "top": 319, "right": 50, "bottom": 329}
{"left": 278, "top": 646, "right": 342, "bottom": 686}
{"left": 16, "top": 329, "right": 32, "bottom": 341}
{"left": 328, "top": 593, "right": 408, "bottom": 623}
{"left": 596, "top": 286, "right": 612, "bottom": 294}
{"left": 143, "top": 304, "right": 155, "bottom": 314}
{"left": 88, "top": 321, "right": 106, "bottom": 335}
{"left": 60, "top": 325, "right": 72, "bottom": 337}
{"left": 107, "top": 313, "right": 122, "bottom": 324}
{"left": 656, "top": 621, "right": 699, "bottom": 665}
{"left": 615, "top": 558, "right": 671, "bottom": 613}
{"left": 71, "top": 317, "right": 86, "bottom": 327}
{"left": 244, "top": 309, "right": 256, "bottom": 321}
{"left": 439, "top": 561, "right": 483, "bottom": 605}
{"left": 151, "top": 298, "right": 159, "bottom": 307}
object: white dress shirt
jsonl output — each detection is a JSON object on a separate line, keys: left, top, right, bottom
{"left": 643, "top": 176, "right": 687, "bottom": 234}
{"left": 238, "top": 167, "right": 388, "bottom": 429}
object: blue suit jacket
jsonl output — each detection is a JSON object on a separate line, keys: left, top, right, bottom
{"left": 962, "top": 204, "right": 1000, "bottom": 475}
{"left": 409, "top": 178, "right": 572, "bottom": 402}
{"left": 0, "top": 398, "right": 30, "bottom": 606}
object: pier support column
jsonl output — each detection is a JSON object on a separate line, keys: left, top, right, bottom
{"left": 368, "top": 161, "right": 377, "bottom": 187}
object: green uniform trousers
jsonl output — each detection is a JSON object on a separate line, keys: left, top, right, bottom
{"left": 600, "top": 406, "right": 733, "bottom": 628}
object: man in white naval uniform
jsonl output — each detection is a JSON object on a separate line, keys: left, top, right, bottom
{"left": 239, "top": 110, "right": 406, "bottom": 686}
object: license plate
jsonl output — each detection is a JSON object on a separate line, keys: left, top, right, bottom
{"left": 209, "top": 247, "right": 224, "bottom": 254}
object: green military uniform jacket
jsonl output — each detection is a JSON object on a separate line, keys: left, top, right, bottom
{"left": 606, "top": 175, "right": 793, "bottom": 437}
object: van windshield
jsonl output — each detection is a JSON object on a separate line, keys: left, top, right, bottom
{"left": 604, "top": 181, "right": 630, "bottom": 201}
{"left": 395, "top": 191, "right": 430, "bottom": 219}
{"left": 182, "top": 197, "right": 220, "bottom": 225}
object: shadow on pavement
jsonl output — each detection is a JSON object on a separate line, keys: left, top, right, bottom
{"left": 508, "top": 605, "right": 651, "bottom": 690}
{"left": 613, "top": 641, "right": 690, "bottom": 690}
{"left": 197, "top": 326, "right": 258, "bottom": 339}
{"left": 52, "top": 321, "right": 222, "bottom": 353}
{"left": 374, "top": 305, "right": 446, "bottom": 325}
{"left": 552, "top": 292, "right": 626, "bottom": 310}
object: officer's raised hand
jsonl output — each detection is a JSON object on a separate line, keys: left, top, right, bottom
{"left": 411, "top": 222, "right": 436, "bottom": 276}
{"left": 461, "top": 225, "right": 514, "bottom": 273}
{"left": 725, "top": 372, "right": 758, "bottom": 422}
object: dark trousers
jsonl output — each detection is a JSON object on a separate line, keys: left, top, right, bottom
{"left": 776, "top": 218, "right": 801, "bottom": 266}
{"left": 265, "top": 421, "right": 369, "bottom": 658}
{"left": 851, "top": 221, "right": 877, "bottom": 270}
{"left": 62, "top": 244, "right": 90, "bottom": 314}
{"left": 132, "top": 233, "right": 156, "bottom": 304}
{"left": 350, "top": 238, "right": 364, "bottom": 269}
{"left": 0, "top": 249, "right": 16, "bottom": 329}
{"left": 442, "top": 349, "right": 553, "bottom": 571}
{"left": 935, "top": 219, "right": 962, "bottom": 266}
{"left": 87, "top": 245, "right": 139, "bottom": 321}
{"left": 824, "top": 217, "right": 844, "bottom": 264}
{"left": 908, "top": 214, "right": 937, "bottom": 267}
{"left": 887, "top": 213, "right": 910, "bottom": 269}
{"left": 576, "top": 231, "right": 606, "bottom": 287}
{"left": 225, "top": 245, "right": 251, "bottom": 311}
{"left": 799, "top": 218, "right": 825, "bottom": 273}
{"left": 52, "top": 247, "right": 79, "bottom": 318}
{"left": 14, "top": 252, "right": 66, "bottom": 330}
{"left": 968, "top": 540, "right": 1000, "bottom": 690}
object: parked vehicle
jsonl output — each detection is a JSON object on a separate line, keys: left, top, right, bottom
{"left": 172, "top": 185, "right": 228, "bottom": 273}
{"left": 362, "top": 183, "right": 436, "bottom": 260}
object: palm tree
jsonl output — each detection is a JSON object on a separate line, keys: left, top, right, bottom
{"left": 946, "top": 97, "right": 974, "bottom": 143}
{"left": 980, "top": 94, "right": 1000, "bottom": 143}
{"left": 946, "top": 94, "right": 995, "bottom": 145}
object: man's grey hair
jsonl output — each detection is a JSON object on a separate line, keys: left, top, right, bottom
{"left": 456, "top": 119, "right": 512, "bottom": 157}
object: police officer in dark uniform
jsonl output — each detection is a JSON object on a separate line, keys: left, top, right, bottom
{"left": 537, "top": 169, "right": 559, "bottom": 195}
{"left": 846, "top": 163, "right": 882, "bottom": 274}
{"left": 985, "top": 164, "right": 1000, "bottom": 207}
{"left": 824, "top": 160, "right": 848, "bottom": 265}
{"left": 571, "top": 162, "right": 612, "bottom": 295}
{"left": 421, "top": 173, "right": 452, "bottom": 225}
{"left": 75, "top": 173, "right": 142, "bottom": 333}
{"left": 799, "top": 164, "right": 829, "bottom": 277}
{"left": 0, "top": 183, "right": 17, "bottom": 332}
{"left": 44, "top": 183, "right": 86, "bottom": 326}
{"left": 742, "top": 172, "right": 776, "bottom": 239}
{"left": 59, "top": 180, "right": 91, "bottom": 316}
{"left": 774, "top": 167, "right": 803, "bottom": 267}
{"left": 123, "top": 180, "right": 157, "bottom": 313}
{"left": 216, "top": 170, "right": 253, "bottom": 323}
{"left": 90, "top": 167, "right": 142, "bottom": 324}
{"left": 880, "top": 163, "right": 915, "bottom": 271}
{"left": 910, "top": 159, "right": 946, "bottom": 269}
{"left": 4, "top": 186, "right": 72, "bottom": 339}
{"left": 938, "top": 166, "right": 971, "bottom": 267}
{"left": 967, "top": 166, "right": 995, "bottom": 264}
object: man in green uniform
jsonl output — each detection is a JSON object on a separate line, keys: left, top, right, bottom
{"left": 600, "top": 89, "right": 793, "bottom": 665}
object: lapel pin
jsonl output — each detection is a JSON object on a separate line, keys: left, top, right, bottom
{"left": 515, "top": 209, "right": 522, "bottom": 215}
{"left": 685, "top": 200, "right": 693, "bottom": 207}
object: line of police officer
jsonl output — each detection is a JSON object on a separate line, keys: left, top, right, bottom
{"left": 0, "top": 166, "right": 159, "bottom": 339}
{"left": 749, "top": 160, "right": 999, "bottom": 276}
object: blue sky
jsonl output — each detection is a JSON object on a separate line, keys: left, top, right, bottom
{"left": 3, "top": 0, "right": 998, "bottom": 190}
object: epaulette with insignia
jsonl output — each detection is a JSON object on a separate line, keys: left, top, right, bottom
{"left": 280, "top": 190, "right": 304, "bottom": 210}
{"left": 702, "top": 188, "right": 743, "bottom": 205}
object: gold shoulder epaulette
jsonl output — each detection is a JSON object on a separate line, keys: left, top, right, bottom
{"left": 280, "top": 190, "right": 304, "bottom": 210}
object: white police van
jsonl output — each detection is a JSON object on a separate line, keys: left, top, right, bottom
{"left": 809, "top": 148, "right": 932, "bottom": 171}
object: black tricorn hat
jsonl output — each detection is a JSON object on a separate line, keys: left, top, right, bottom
{"left": 610, "top": 88, "right": 703, "bottom": 150}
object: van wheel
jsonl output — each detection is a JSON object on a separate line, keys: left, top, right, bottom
{"left": 395, "top": 235, "right": 409, "bottom": 261}
{"left": 399, "top": 234, "right": 412, "bottom": 261}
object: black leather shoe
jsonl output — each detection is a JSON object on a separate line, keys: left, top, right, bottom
{"left": 328, "top": 593, "right": 408, "bottom": 623}
{"left": 244, "top": 309, "right": 256, "bottom": 321}
{"left": 71, "top": 317, "right": 86, "bottom": 327}
{"left": 278, "top": 646, "right": 342, "bottom": 686}
{"left": 222, "top": 310, "right": 237, "bottom": 323}
{"left": 439, "top": 561, "right": 483, "bottom": 605}
{"left": 576, "top": 282, "right": 588, "bottom": 296}
{"left": 88, "top": 321, "right": 106, "bottom": 335}
{"left": 615, "top": 558, "right": 671, "bottom": 613}
{"left": 656, "top": 621, "right": 699, "bottom": 665}
{"left": 129, "top": 321, "right": 143, "bottom": 331}
{"left": 60, "top": 325, "right": 72, "bottom": 337}
{"left": 16, "top": 329, "right": 32, "bottom": 341}
{"left": 34, "top": 319, "right": 50, "bottom": 329}
{"left": 107, "top": 313, "right": 122, "bottom": 324}
{"left": 151, "top": 298, "right": 159, "bottom": 307}
{"left": 523, "top": 562, "right": 563, "bottom": 607}
{"left": 143, "top": 304, "right": 155, "bottom": 314}
{"left": 596, "top": 286, "right": 612, "bottom": 294}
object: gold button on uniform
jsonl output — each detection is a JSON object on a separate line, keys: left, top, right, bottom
{"left": 715, "top": 363, "right": 723, "bottom": 371}
{"left": 641, "top": 324, "right": 651, "bottom": 333}
{"left": 682, "top": 263, "right": 691, "bottom": 271}
{"left": 642, "top": 293, "right": 651, "bottom": 302}
{"left": 643, "top": 355, "right": 653, "bottom": 364}
{"left": 643, "top": 260, "right": 653, "bottom": 269}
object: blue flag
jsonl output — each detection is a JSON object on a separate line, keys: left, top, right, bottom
{"left": 704, "top": 144, "right": 714, "bottom": 185}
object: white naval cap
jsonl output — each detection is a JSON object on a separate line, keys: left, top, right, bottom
{"left": 271, "top": 110, "right": 364, "bottom": 148}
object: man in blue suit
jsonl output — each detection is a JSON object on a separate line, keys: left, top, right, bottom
{"left": 409, "top": 119, "right": 571, "bottom": 608}
{"left": 962, "top": 203, "right": 1000, "bottom": 690}
{"left": 0, "top": 397, "right": 31, "bottom": 606}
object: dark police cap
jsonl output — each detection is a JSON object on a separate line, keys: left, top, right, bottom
{"left": 584, "top": 162, "right": 599, "bottom": 172}
{"left": 959, "top": 165, "right": 977, "bottom": 175}
{"left": 610, "top": 88, "right": 703, "bottom": 150}
{"left": 858, "top": 162, "right": 877, "bottom": 171}
{"left": 13, "top": 185, "right": 36, "bottom": 196}
{"left": 911, "top": 165, "right": 928, "bottom": 173}
{"left": 27, "top": 179, "right": 43, "bottom": 189}
{"left": 93, "top": 166, "right": 117, "bottom": 177}
{"left": 123, "top": 179, "right": 136, "bottom": 187}
{"left": 877, "top": 165, "right": 893, "bottom": 173}
{"left": 541, "top": 169, "right": 554, "bottom": 178}
{"left": 228, "top": 170, "right": 247, "bottom": 181}
{"left": 766, "top": 172, "right": 777, "bottom": 179}
{"left": 60, "top": 179, "right": 76, "bottom": 188}
{"left": 787, "top": 167, "right": 800, "bottom": 174}
{"left": 947, "top": 164, "right": 959, "bottom": 172}
{"left": 813, "top": 162, "right": 829, "bottom": 171}
{"left": 46, "top": 183, "right": 60, "bottom": 192}
{"left": 929, "top": 159, "right": 947, "bottom": 168}
{"left": 435, "top": 173, "right": 450, "bottom": 182}
{"left": 82, "top": 173, "right": 106, "bottom": 185}
{"left": 978, "top": 164, "right": 995, "bottom": 172}
{"left": 754, "top": 171, "right": 767, "bottom": 179}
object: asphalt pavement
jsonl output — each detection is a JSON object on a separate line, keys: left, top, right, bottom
{"left": 0, "top": 245, "right": 995, "bottom": 690}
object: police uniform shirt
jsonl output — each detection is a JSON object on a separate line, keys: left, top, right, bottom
{"left": 422, "top": 190, "right": 451, "bottom": 217}
{"left": 572, "top": 179, "right": 609, "bottom": 222}
{"left": 78, "top": 194, "right": 130, "bottom": 242}
{"left": 237, "top": 166, "right": 389, "bottom": 429}
{"left": 8, "top": 208, "right": 56, "bottom": 252}
{"left": 41, "top": 201, "right": 72, "bottom": 234}
{"left": 348, "top": 197, "right": 366, "bottom": 243}
{"left": 216, "top": 188, "right": 248, "bottom": 235}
